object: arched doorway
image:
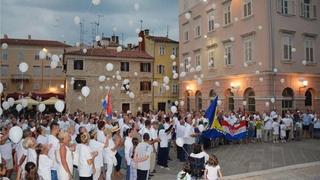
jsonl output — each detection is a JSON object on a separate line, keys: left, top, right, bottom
{"left": 305, "top": 88, "right": 315, "bottom": 110}
{"left": 195, "top": 90, "right": 202, "bottom": 111}
{"left": 185, "top": 91, "right": 191, "bottom": 112}
{"left": 282, "top": 87, "right": 294, "bottom": 114}
{"left": 244, "top": 88, "right": 255, "bottom": 112}
{"left": 225, "top": 89, "right": 234, "bottom": 112}
{"left": 209, "top": 89, "right": 217, "bottom": 103}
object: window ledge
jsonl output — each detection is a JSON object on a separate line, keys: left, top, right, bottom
{"left": 300, "top": 16, "right": 317, "bottom": 21}
{"left": 223, "top": 23, "right": 233, "bottom": 28}
{"left": 207, "top": 30, "right": 216, "bottom": 34}
{"left": 224, "top": 65, "right": 233, "bottom": 68}
{"left": 184, "top": 40, "right": 189, "bottom": 44}
{"left": 281, "top": 60, "right": 295, "bottom": 64}
{"left": 245, "top": 61, "right": 256, "bottom": 65}
{"left": 277, "top": 12, "right": 296, "bottom": 17}
{"left": 242, "top": 14, "right": 254, "bottom": 21}
{"left": 208, "top": 67, "right": 217, "bottom": 72}
{"left": 194, "top": 36, "right": 201, "bottom": 40}
{"left": 305, "top": 62, "right": 317, "bottom": 66}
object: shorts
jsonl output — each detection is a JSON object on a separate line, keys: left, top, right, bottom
{"left": 273, "top": 134, "right": 279, "bottom": 141}
{"left": 256, "top": 129, "right": 262, "bottom": 138}
{"left": 4, "top": 158, "right": 13, "bottom": 170}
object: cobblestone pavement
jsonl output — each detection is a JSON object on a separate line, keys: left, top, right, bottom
{"left": 152, "top": 139, "right": 320, "bottom": 180}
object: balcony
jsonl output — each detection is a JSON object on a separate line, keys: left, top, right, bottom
{"left": 11, "top": 74, "right": 31, "bottom": 81}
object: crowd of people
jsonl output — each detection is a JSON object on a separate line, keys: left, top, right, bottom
{"left": 0, "top": 108, "right": 319, "bottom": 180}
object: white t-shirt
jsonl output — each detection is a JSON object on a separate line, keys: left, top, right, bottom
{"left": 280, "top": 124, "right": 286, "bottom": 138}
{"left": 124, "top": 137, "right": 133, "bottom": 165}
{"left": 16, "top": 139, "right": 27, "bottom": 168}
{"left": 97, "top": 130, "right": 106, "bottom": 143}
{"left": 135, "top": 142, "right": 152, "bottom": 171}
{"left": 27, "top": 148, "right": 37, "bottom": 164}
{"left": 272, "top": 122, "right": 280, "bottom": 135}
{"left": 205, "top": 164, "right": 220, "bottom": 180}
{"left": 176, "top": 123, "right": 186, "bottom": 138}
{"left": 184, "top": 124, "right": 195, "bottom": 145}
{"left": 0, "top": 139, "right": 12, "bottom": 160}
{"left": 38, "top": 154, "right": 53, "bottom": 180}
{"left": 89, "top": 139, "right": 104, "bottom": 168}
{"left": 159, "top": 129, "right": 168, "bottom": 148}
{"left": 78, "top": 144, "right": 93, "bottom": 177}
{"left": 37, "top": 135, "right": 48, "bottom": 145}
{"left": 47, "top": 134, "right": 60, "bottom": 170}
{"left": 190, "top": 151, "right": 209, "bottom": 162}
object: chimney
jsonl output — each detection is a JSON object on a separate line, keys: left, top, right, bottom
{"left": 115, "top": 36, "right": 119, "bottom": 44}
{"left": 28, "top": 35, "right": 31, "bottom": 39}
{"left": 127, "top": 43, "right": 132, "bottom": 50}
{"left": 4, "top": 34, "right": 8, "bottom": 39}
{"left": 144, "top": 29, "right": 150, "bottom": 36}
{"left": 138, "top": 30, "right": 145, "bottom": 52}
{"left": 111, "top": 35, "right": 116, "bottom": 43}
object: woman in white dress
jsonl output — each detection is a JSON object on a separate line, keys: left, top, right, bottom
{"left": 24, "top": 137, "right": 37, "bottom": 165}
{"left": 56, "top": 131, "right": 73, "bottom": 180}
{"left": 103, "top": 128, "right": 117, "bottom": 180}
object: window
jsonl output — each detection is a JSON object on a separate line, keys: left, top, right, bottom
{"left": 185, "top": 91, "right": 191, "bottom": 112}
{"left": 56, "top": 66, "right": 62, "bottom": 76}
{"left": 122, "top": 103, "right": 130, "bottom": 113}
{"left": 226, "top": 89, "right": 234, "bottom": 111}
{"left": 195, "top": 25, "right": 201, "bottom": 37}
{"left": 142, "top": 104, "right": 150, "bottom": 113}
{"left": 44, "top": 66, "right": 50, "bottom": 76}
{"left": 304, "top": 38, "right": 315, "bottom": 62}
{"left": 173, "top": 66, "right": 178, "bottom": 73}
{"left": 2, "top": 82, "right": 7, "bottom": 90}
{"left": 184, "top": 30, "right": 189, "bottom": 42}
{"left": 184, "top": 57, "right": 189, "bottom": 72}
{"left": 140, "top": 63, "right": 151, "bottom": 72}
{"left": 278, "top": 0, "right": 296, "bottom": 15}
{"left": 282, "top": 87, "right": 294, "bottom": 114}
{"left": 195, "top": 91, "right": 202, "bottom": 111}
{"left": 208, "top": 50, "right": 215, "bottom": 68}
{"left": 74, "top": 60, "right": 83, "bottom": 70}
{"left": 244, "top": 39, "right": 253, "bottom": 62}
{"left": 33, "top": 82, "right": 40, "bottom": 90}
{"left": 305, "top": 89, "right": 313, "bottom": 106}
{"left": 160, "top": 46, "right": 165, "bottom": 55}
{"left": 208, "top": 10, "right": 215, "bottom": 32}
{"left": 2, "top": 51, "right": 8, "bottom": 61}
{"left": 224, "top": 44, "right": 232, "bottom": 65}
{"left": 35, "top": 53, "right": 39, "bottom": 60}
{"left": 282, "top": 36, "right": 293, "bottom": 61}
{"left": 244, "top": 88, "right": 255, "bottom": 112}
{"left": 140, "top": 81, "right": 151, "bottom": 91}
{"left": 172, "top": 84, "right": 179, "bottom": 94}
{"left": 224, "top": 3, "right": 232, "bottom": 25}
{"left": 121, "top": 62, "right": 130, "bottom": 72}
{"left": 209, "top": 90, "right": 217, "bottom": 103}
{"left": 73, "top": 80, "right": 86, "bottom": 90}
{"left": 33, "top": 66, "right": 41, "bottom": 77}
{"left": 159, "top": 86, "right": 165, "bottom": 95}
{"left": 301, "top": 0, "right": 317, "bottom": 19}
{"left": 195, "top": 54, "right": 201, "bottom": 67}
{"left": 244, "top": 0, "right": 252, "bottom": 17}
{"left": 1, "top": 65, "right": 8, "bottom": 76}
{"left": 172, "top": 47, "right": 178, "bottom": 56}
{"left": 158, "top": 65, "right": 165, "bottom": 74}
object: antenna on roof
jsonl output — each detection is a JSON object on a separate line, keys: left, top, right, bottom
{"left": 166, "top": 25, "right": 169, "bottom": 38}
{"left": 140, "top": 20, "right": 143, "bottom": 31}
{"left": 80, "top": 19, "right": 85, "bottom": 47}
{"left": 121, "top": 33, "right": 124, "bottom": 46}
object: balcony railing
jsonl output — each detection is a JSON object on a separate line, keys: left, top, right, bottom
{"left": 11, "top": 74, "right": 31, "bottom": 80}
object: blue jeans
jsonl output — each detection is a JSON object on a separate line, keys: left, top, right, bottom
{"left": 126, "top": 165, "right": 131, "bottom": 180}
{"left": 51, "top": 170, "right": 58, "bottom": 180}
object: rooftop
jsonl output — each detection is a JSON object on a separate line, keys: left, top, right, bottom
{"left": 146, "top": 36, "right": 179, "bottom": 44}
{"left": 0, "top": 38, "right": 71, "bottom": 48}
{"left": 64, "top": 48, "right": 153, "bottom": 60}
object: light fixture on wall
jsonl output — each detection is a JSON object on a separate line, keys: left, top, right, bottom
{"left": 298, "top": 79, "right": 308, "bottom": 94}
{"left": 230, "top": 82, "right": 240, "bottom": 91}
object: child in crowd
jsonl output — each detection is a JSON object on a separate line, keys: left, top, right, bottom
{"left": 204, "top": 154, "right": 222, "bottom": 180}
{"left": 177, "top": 163, "right": 191, "bottom": 180}
{"left": 280, "top": 121, "right": 286, "bottom": 143}
{"left": 0, "top": 164, "right": 9, "bottom": 180}
{"left": 272, "top": 118, "right": 280, "bottom": 143}
{"left": 255, "top": 118, "right": 263, "bottom": 142}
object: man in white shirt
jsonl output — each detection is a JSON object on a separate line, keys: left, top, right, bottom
{"left": 157, "top": 122, "right": 173, "bottom": 169}
{"left": 135, "top": 133, "right": 152, "bottom": 180}
{"left": 263, "top": 113, "right": 273, "bottom": 142}
{"left": 282, "top": 114, "right": 293, "bottom": 141}
{"left": 47, "top": 122, "right": 60, "bottom": 180}
{"left": 272, "top": 119, "right": 280, "bottom": 143}
{"left": 184, "top": 117, "right": 197, "bottom": 161}
{"left": 176, "top": 118, "right": 186, "bottom": 162}
{"left": 124, "top": 128, "right": 134, "bottom": 180}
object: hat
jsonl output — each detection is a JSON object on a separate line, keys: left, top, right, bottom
{"left": 111, "top": 125, "right": 120, "bottom": 133}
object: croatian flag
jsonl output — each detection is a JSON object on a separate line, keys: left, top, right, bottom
{"left": 220, "top": 120, "right": 247, "bottom": 140}
{"left": 102, "top": 93, "right": 112, "bottom": 117}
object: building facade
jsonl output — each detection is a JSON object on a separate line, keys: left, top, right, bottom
{"left": 0, "top": 35, "right": 69, "bottom": 101}
{"left": 64, "top": 48, "right": 154, "bottom": 113}
{"left": 179, "top": 0, "right": 320, "bottom": 113}
{"left": 144, "top": 30, "right": 180, "bottom": 111}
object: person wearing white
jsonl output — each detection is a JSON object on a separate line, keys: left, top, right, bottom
{"left": 204, "top": 155, "right": 222, "bottom": 180}
{"left": 124, "top": 128, "right": 134, "bottom": 180}
{"left": 56, "top": 132, "right": 73, "bottom": 180}
{"left": 263, "top": 115, "right": 273, "bottom": 142}
{"left": 184, "top": 118, "right": 196, "bottom": 160}
{"left": 25, "top": 137, "right": 37, "bottom": 165}
{"left": 36, "top": 127, "right": 48, "bottom": 145}
{"left": 135, "top": 133, "right": 152, "bottom": 180}
{"left": 189, "top": 144, "right": 209, "bottom": 163}
{"left": 272, "top": 120, "right": 280, "bottom": 143}
{"left": 176, "top": 118, "right": 187, "bottom": 161}
{"left": 38, "top": 144, "right": 53, "bottom": 180}
{"left": 89, "top": 131, "right": 108, "bottom": 180}
{"left": 48, "top": 122, "right": 60, "bottom": 180}
{"left": 78, "top": 133, "right": 98, "bottom": 179}
{"left": 280, "top": 121, "right": 286, "bottom": 143}
{"left": 0, "top": 131, "right": 13, "bottom": 177}
{"left": 103, "top": 129, "right": 117, "bottom": 180}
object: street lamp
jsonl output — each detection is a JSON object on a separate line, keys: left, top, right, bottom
{"left": 230, "top": 82, "right": 240, "bottom": 91}
{"left": 299, "top": 79, "right": 308, "bottom": 94}
{"left": 60, "top": 84, "right": 65, "bottom": 89}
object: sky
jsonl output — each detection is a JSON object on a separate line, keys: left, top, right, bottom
{"left": 0, "top": 0, "right": 179, "bottom": 46}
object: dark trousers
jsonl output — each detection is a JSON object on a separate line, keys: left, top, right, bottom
{"left": 115, "top": 152, "right": 122, "bottom": 172}
{"left": 137, "top": 169, "right": 149, "bottom": 180}
{"left": 177, "top": 146, "right": 185, "bottom": 162}
{"left": 157, "top": 147, "right": 169, "bottom": 167}
{"left": 286, "top": 130, "right": 290, "bottom": 140}
{"left": 79, "top": 175, "right": 93, "bottom": 180}
{"left": 184, "top": 144, "right": 192, "bottom": 161}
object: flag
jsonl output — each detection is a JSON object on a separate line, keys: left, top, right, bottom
{"left": 102, "top": 93, "right": 112, "bottom": 117}
{"left": 202, "top": 96, "right": 247, "bottom": 140}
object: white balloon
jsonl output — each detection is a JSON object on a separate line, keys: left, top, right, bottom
{"left": 1, "top": 43, "right": 8, "bottom": 50}
{"left": 180, "top": 63, "right": 184, "bottom": 67}
{"left": 134, "top": 72, "right": 138, "bottom": 76}
{"left": 217, "top": 100, "right": 222, "bottom": 106}
{"left": 115, "top": 83, "right": 119, "bottom": 87}
{"left": 116, "top": 75, "right": 122, "bottom": 81}
{"left": 81, "top": 86, "right": 90, "bottom": 97}
{"left": 152, "top": 81, "right": 159, "bottom": 87}
{"left": 55, "top": 100, "right": 65, "bottom": 112}
{"left": 197, "top": 78, "right": 203, "bottom": 85}
{"left": 19, "top": 62, "right": 29, "bottom": 73}
{"left": 165, "top": 85, "right": 170, "bottom": 91}
{"left": 175, "top": 101, "right": 179, "bottom": 106}
{"left": 116, "top": 46, "right": 122, "bottom": 53}
{"left": 0, "top": 108, "right": 2, "bottom": 116}
{"left": 302, "top": 60, "right": 307, "bottom": 65}
{"left": 258, "top": 62, "right": 262, "bottom": 66}
{"left": 99, "top": 86, "right": 103, "bottom": 90}
{"left": 171, "top": 106, "right": 177, "bottom": 113}
{"left": 176, "top": 138, "right": 184, "bottom": 147}
{"left": 215, "top": 81, "right": 220, "bottom": 87}
{"left": 259, "top": 77, "right": 264, "bottom": 82}
{"left": 74, "top": 16, "right": 81, "bottom": 25}
{"left": 106, "top": 63, "right": 114, "bottom": 71}
{"left": 138, "top": 37, "right": 143, "bottom": 42}
{"left": 21, "top": 99, "right": 28, "bottom": 108}
{"left": 75, "top": 42, "right": 80, "bottom": 47}
{"left": 234, "top": 17, "right": 239, "bottom": 22}
{"left": 200, "top": 74, "right": 204, "bottom": 78}
{"left": 196, "top": 65, "right": 202, "bottom": 72}
{"left": 38, "top": 103, "right": 46, "bottom": 112}
{"left": 105, "top": 86, "right": 110, "bottom": 90}
{"left": 190, "top": 67, "right": 195, "bottom": 73}
{"left": 270, "top": 98, "right": 276, "bottom": 103}
{"left": 107, "top": 78, "right": 110, "bottom": 81}
{"left": 95, "top": 35, "right": 101, "bottom": 42}
{"left": 265, "top": 101, "right": 270, "bottom": 107}
{"left": 116, "top": 71, "right": 120, "bottom": 75}
{"left": 173, "top": 73, "right": 179, "bottom": 79}
{"left": 170, "top": 54, "right": 176, "bottom": 60}
{"left": 180, "top": 100, "right": 185, "bottom": 106}
{"left": 242, "top": 101, "right": 247, "bottom": 106}
{"left": 163, "top": 76, "right": 170, "bottom": 84}
{"left": 8, "top": 98, "right": 15, "bottom": 107}
{"left": 280, "top": 78, "right": 285, "bottom": 83}
{"left": 0, "top": 82, "right": 3, "bottom": 94}
{"left": 138, "top": 107, "right": 142, "bottom": 111}
{"left": 125, "top": 84, "right": 130, "bottom": 89}
{"left": 291, "top": 48, "right": 296, "bottom": 52}
{"left": 134, "top": 2, "right": 140, "bottom": 11}
{"left": 78, "top": 96, "right": 83, "bottom": 101}
{"left": 244, "top": 62, "right": 248, "bottom": 67}
{"left": 2, "top": 101, "right": 9, "bottom": 110}
{"left": 230, "top": 37, "right": 235, "bottom": 42}
{"left": 98, "top": 75, "right": 106, "bottom": 82}
{"left": 129, "top": 92, "right": 135, "bottom": 99}
{"left": 185, "top": 12, "right": 191, "bottom": 19}
{"left": 123, "top": 79, "right": 130, "bottom": 85}
{"left": 258, "top": 25, "right": 263, "bottom": 30}
{"left": 273, "top": 68, "right": 278, "bottom": 73}
{"left": 92, "top": 0, "right": 101, "bottom": 5}
{"left": 50, "top": 61, "right": 58, "bottom": 69}
{"left": 39, "top": 50, "right": 46, "bottom": 59}
{"left": 9, "top": 126, "right": 23, "bottom": 143}
{"left": 111, "top": 86, "right": 115, "bottom": 90}
{"left": 16, "top": 104, "right": 22, "bottom": 112}
{"left": 255, "top": 70, "right": 260, "bottom": 74}
{"left": 172, "top": 61, "right": 177, "bottom": 66}
{"left": 83, "top": 48, "right": 87, "bottom": 54}
{"left": 51, "top": 54, "right": 59, "bottom": 62}
{"left": 180, "top": 72, "right": 186, "bottom": 78}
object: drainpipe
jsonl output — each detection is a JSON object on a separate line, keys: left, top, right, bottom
{"left": 268, "top": 0, "right": 276, "bottom": 110}
{"left": 152, "top": 41, "right": 155, "bottom": 111}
